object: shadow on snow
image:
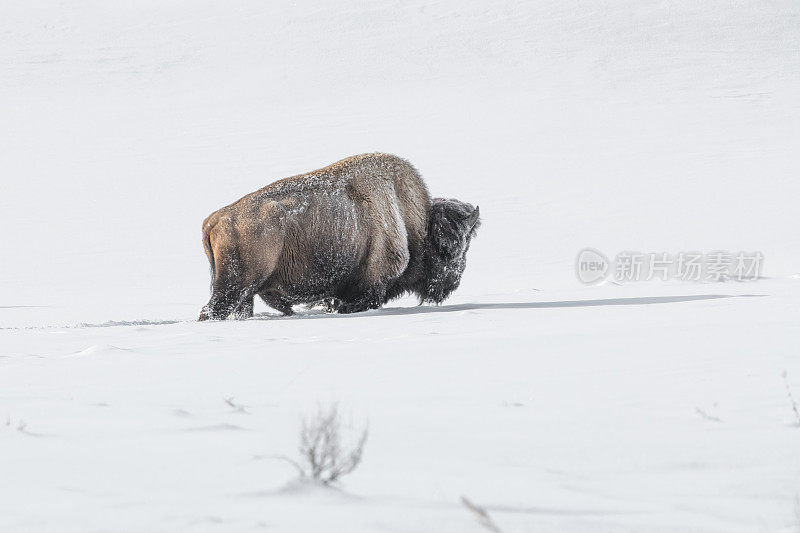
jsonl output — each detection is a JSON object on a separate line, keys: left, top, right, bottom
{"left": 253, "top": 293, "right": 765, "bottom": 321}
{"left": 3, "top": 294, "right": 763, "bottom": 330}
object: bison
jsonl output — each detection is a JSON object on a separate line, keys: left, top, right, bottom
{"left": 198, "top": 153, "right": 480, "bottom": 320}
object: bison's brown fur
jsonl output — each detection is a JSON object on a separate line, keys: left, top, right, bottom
{"left": 199, "top": 153, "right": 479, "bottom": 320}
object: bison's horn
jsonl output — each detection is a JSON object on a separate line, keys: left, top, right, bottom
{"left": 467, "top": 206, "right": 480, "bottom": 227}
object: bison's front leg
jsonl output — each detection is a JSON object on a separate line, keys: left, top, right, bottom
{"left": 334, "top": 221, "right": 409, "bottom": 314}
{"left": 335, "top": 283, "right": 388, "bottom": 314}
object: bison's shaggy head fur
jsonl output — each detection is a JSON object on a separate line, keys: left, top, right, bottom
{"left": 419, "top": 198, "right": 481, "bottom": 304}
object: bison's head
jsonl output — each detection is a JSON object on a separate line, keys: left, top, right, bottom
{"left": 420, "top": 198, "right": 481, "bottom": 304}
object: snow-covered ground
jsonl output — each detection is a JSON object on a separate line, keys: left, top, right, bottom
{"left": 1, "top": 1, "right": 799, "bottom": 531}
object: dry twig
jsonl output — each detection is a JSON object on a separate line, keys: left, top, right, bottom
{"left": 461, "top": 496, "right": 503, "bottom": 532}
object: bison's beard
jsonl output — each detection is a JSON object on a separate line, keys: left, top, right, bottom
{"left": 419, "top": 252, "right": 467, "bottom": 304}
{"left": 416, "top": 198, "right": 480, "bottom": 305}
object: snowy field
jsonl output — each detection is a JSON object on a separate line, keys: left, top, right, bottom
{"left": 2, "top": 1, "right": 800, "bottom": 531}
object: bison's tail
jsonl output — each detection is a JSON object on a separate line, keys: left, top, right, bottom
{"left": 202, "top": 217, "right": 216, "bottom": 294}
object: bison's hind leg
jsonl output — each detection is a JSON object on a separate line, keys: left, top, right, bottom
{"left": 199, "top": 283, "right": 255, "bottom": 321}
{"left": 199, "top": 247, "right": 257, "bottom": 321}
{"left": 199, "top": 286, "right": 238, "bottom": 321}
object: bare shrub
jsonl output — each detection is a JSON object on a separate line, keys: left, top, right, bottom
{"left": 283, "top": 404, "right": 368, "bottom": 485}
